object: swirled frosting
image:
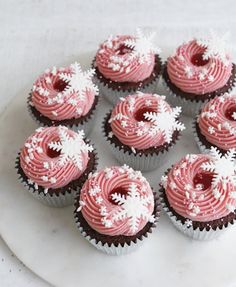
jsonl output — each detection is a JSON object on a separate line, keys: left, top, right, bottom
{"left": 95, "top": 33, "right": 156, "bottom": 83}
{"left": 79, "top": 165, "right": 155, "bottom": 236}
{"left": 167, "top": 40, "right": 232, "bottom": 95}
{"left": 198, "top": 93, "right": 236, "bottom": 150}
{"left": 31, "top": 62, "right": 98, "bottom": 121}
{"left": 163, "top": 150, "right": 236, "bottom": 222}
{"left": 109, "top": 93, "right": 185, "bottom": 150}
{"left": 20, "top": 126, "right": 93, "bottom": 190}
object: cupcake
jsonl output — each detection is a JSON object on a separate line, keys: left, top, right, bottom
{"left": 74, "top": 165, "right": 160, "bottom": 255}
{"left": 160, "top": 148, "right": 236, "bottom": 240}
{"left": 162, "top": 31, "right": 236, "bottom": 116}
{"left": 102, "top": 93, "right": 185, "bottom": 171}
{"left": 28, "top": 62, "right": 99, "bottom": 135}
{"left": 194, "top": 93, "right": 236, "bottom": 154}
{"left": 94, "top": 28, "right": 162, "bottom": 104}
{"left": 16, "top": 126, "right": 97, "bottom": 207}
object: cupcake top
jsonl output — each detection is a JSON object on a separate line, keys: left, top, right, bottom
{"left": 31, "top": 62, "right": 98, "bottom": 121}
{"left": 167, "top": 31, "right": 233, "bottom": 95}
{"left": 95, "top": 28, "right": 161, "bottom": 83}
{"left": 78, "top": 165, "right": 155, "bottom": 236}
{"left": 20, "top": 126, "right": 93, "bottom": 191}
{"left": 198, "top": 93, "right": 236, "bottom": 151}
{"left": 108, "top": 93, "right": 185, "bottom": 150}
{"left": 162, "top": 147, "right": 236, "bottom": 222}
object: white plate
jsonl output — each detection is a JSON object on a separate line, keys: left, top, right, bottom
{"left": 1, "top": 54, "right": 236, "bottom": 287}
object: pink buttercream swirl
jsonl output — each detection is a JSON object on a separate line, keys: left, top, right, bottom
{"left": 109, "top": 93, "right": 184, "bottom": 150}
{"left": 20, "top": 126, "right": 92, "bottom": 189}
{"left": 198, "top": 93, "right": 236, "bottom": 150}
{"left": 164, "top": 153, "right": 236, "bottom": 222}
{"left": 31, "top": 63, "right": 97, "bottom": 121}
{"left": 80, "top": 165, "right": 155, "bottom": 236}
{"left": 167, "top": 40, "right": 232, "bottom": 94}
{"left": 95, "top": 35, "right": 155, "bottom": 82}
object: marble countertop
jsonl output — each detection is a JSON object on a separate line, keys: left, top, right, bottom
{"left": 1, "top": 0, "right": 236, "bottom": 286}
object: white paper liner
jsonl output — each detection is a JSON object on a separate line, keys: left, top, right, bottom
{"left": 160, "top": 190, "right": 235, "bottom": 240}
{"left": 27, "top": 97, "right": 99, "bottom": 136}
{"left": 162, "top": 77, "right": 204, "bottom": 118}
{"left": 95, "top": 75, "right": 160, "bottom": 105}
{"left": 74, "top": 193, "right": 161, "bottom": 255}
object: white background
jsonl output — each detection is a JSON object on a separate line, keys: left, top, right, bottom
{"left": 1, "top": 0, "right": 236, "bottom": 286}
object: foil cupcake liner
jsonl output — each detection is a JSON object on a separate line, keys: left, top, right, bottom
{"left": 94, "top": 74, "right": 161, "bottom": 106}
{"left": 162, "top": 78, "right": 203, "bottom": 117}
{"left": 159, "top": 189, "right": 235, "bottom": 240}
{"left": 74, "top": 192, "right": 161, "bottom": 255}
{"left": 15, "top": 150, "right": 98, "bottom": 208}
{"left": 27, "top": 96, "right": 99, "bottom": 136}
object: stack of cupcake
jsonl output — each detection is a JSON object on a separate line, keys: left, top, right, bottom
{"left": 15, "top": 28, "right": 236, "bottom": 256}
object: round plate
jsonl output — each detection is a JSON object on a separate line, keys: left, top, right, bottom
{"left": 1, "top": 54, "right": 236, "bottom": 287}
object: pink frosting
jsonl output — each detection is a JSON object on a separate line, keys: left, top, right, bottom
{"left": 109, "top": 93, "right": 185, "bottom": 150}
{"left": 164, "top": 153, "right": 236, "bottom": 222}
{"left": 31, "top": 65, "right": 97, "bottom": 121}
{"left": 20, "top": 126, "right": 92, "bottom": 189}
{"left": 167, "top": 40, "right": 232, "bottom": 94}
{"left": 198, "top": 93, "right": 236, "bottom": 150}
{"left": 80, "top": 165, "right": 155, "bottom": 236}
{"left": 95, "top": 35, "right": 155, "bottom": 82}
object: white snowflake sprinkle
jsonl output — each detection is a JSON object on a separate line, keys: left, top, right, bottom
{"left": 196, "top": 30, "right": 231, "bottom": 66}
{"left": 48, "top": 127, "right": 93, "bottom": 170}
{"left": 111, "top": 183, "right": 154, "bottom": 233}
{"left": 124, "top": 28, "right": 161, "bottom": 64}
{"left": 59, "top": 62, "right": 98, "bottom": 99}
{"left": 144, "top": 101, "right": 185, "bottom": 143}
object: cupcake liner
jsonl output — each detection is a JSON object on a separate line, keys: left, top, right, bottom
{"left": 27, "top": 95, "right": 99, "bottom": 136}
{"left": 74, "top": 192, "right": 161, "bottom": 255}
{"left": 15, "top": 150, "right": 98, "bottom": 208}
{"left": 162, "top": 78, "right": 203, "bottom": 117}
{"left": 192, "top": 119, "right": 210, "bottom": 154}
{"left": 159, "top": 189, "right": 235, "bottom": 240}
{"left": 102, "top": 113, "right": 181, "bottom": 171}
{"left": 95, "top": 75, "right": 161, "bottom": 105}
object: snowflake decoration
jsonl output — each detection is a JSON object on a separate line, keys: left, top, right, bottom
{"left": 48, "top": 127, "right": 93, "bottom": 170}
{"left": 201, "top": 147, "right": 236, "bottom": 188}
{"left": 124, "top": 28, "right": 161, "bottom": 64}
{"left": 143, "top": 101, "right": 185, "bottom": 143}
{"left": 111, "top": 183, "right": 154, "bottom": 233}
{"left": 59, "top": 62, "right": 98, "bottom": 99}
{"left": 196, "top": 30, "right": 231, "bottom": 66}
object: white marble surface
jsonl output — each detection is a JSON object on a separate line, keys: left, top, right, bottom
{"left": 1, "top": 0, "right": 236, "bottom": 286}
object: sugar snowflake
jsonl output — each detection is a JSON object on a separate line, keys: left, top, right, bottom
{"left": 59, "top": 62, "right": 98, "bottom": 99}
{"left": 196, "top": 30, "right": 231, "bottom": 66}
{"left": 124, "top": 28, "right": 161, "bottom": 64}
{"left": 201, "top": 147, "right": 236, "bottom": 188}
{"left": 48, "top": 127, "right": 93, "bottom": 170}
{"left": 143, "top": 101, "right": 185, "bottom": 143}
{"left": 111, "top": 182, "right": 154, "bottom": 233}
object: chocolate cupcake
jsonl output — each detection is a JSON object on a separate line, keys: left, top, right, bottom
{"left": 28, "top": 62, "right": 99, "bottom": 135}
{"left": 102, "top": 93, "right": 185, "bottom": 171}
{"left": 74, "top": 165, "right": 160, "bottom": 255}
{"left": 94, "top": 28, "right": 162, "bottom": 105}
{"left": 160, "top": 149, "right": 236, "bottom": 240}
{"left": 194, "top": 93, "right": 236, "bottom": 154}
{"left": 162, "top": 31, "right": 236, "bottom": 116}
{"left": 16, "top": 126, "right": 98, "bottom": 207}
